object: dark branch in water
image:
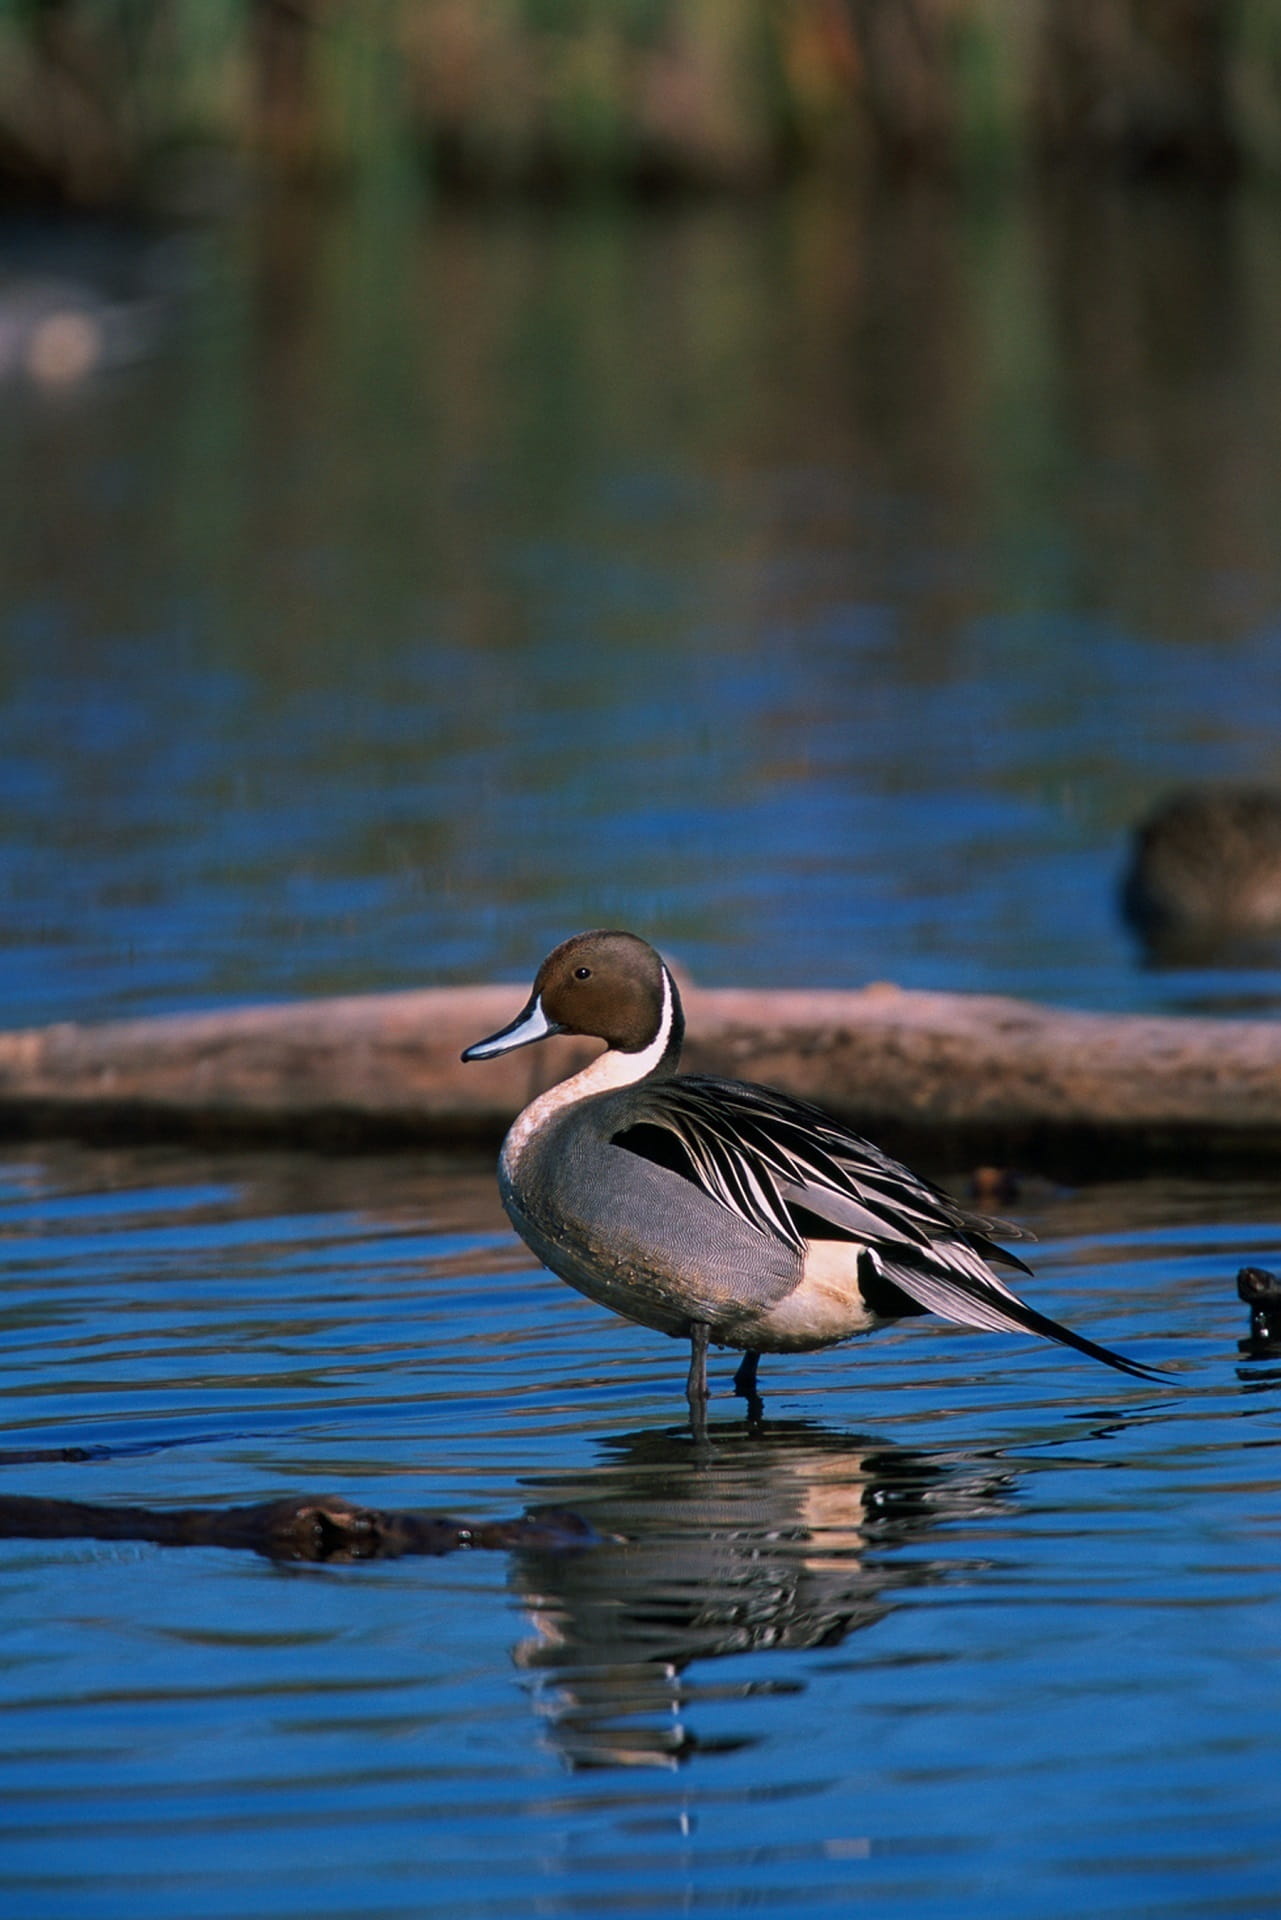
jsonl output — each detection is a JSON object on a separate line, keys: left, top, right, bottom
{"left": 0, "top": 1491, "right": 598, "bottom": 1563}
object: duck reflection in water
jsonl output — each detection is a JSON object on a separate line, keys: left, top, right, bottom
{"left": 508, "top": 1421, "right": 1015, "bottom": 1770}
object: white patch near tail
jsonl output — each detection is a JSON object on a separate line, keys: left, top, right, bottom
{"left": 749, "top": 1240, "right": 879, "bottom": 1350}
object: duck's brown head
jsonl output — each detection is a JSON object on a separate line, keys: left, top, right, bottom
{"left": 461, "top": 930, "right": 683, "bottom": 1062}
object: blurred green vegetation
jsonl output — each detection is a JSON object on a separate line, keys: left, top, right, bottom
{"left": 3, "top": 0, "right": 1281, "bottom": 208}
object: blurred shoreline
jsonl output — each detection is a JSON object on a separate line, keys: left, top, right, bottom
{"left": 0, "top": 2, "right": 1277, "bottom": 214}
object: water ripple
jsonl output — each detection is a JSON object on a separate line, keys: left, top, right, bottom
{"left": 0, "top": 1144, "right": 1277, "bottom": 1917}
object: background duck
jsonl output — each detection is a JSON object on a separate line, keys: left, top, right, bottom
{"left": 1122, "top": 785, "right": 1281, "bottom": 966}
{"left": 463, "top": 930, "right": 1163, "bottom": 1432}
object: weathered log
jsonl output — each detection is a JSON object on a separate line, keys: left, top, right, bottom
{"left": 0, "top": 1489, "right": 598, "bottom": 1562}
{"left": 0, "top": 983, "right": 1278, "bottom": 1171}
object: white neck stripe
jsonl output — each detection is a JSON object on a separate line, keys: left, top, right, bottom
{"left": 612, "top": 962, "right": 674, "bottom": 1082}
{"left": 500, "top": 965, "right": 675, "bottom": 1173}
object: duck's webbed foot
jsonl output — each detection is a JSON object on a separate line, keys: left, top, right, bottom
{"left": 686, "top": 1321, "right": 710, "bottom": 1440}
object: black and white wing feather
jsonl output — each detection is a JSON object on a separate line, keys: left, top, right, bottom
{"left": 613, "top": 1074, "right": 1163, "bottom": 1382}
{"left": 616, "top": 1074, "right": 1023, "bottom": 1260}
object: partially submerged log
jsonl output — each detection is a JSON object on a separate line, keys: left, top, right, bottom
{"left": 0, "top": 1489, "right": 597, "bottom": 1562}
{"left": 0, "top": 982, "right": 1278, "bottom": 1172}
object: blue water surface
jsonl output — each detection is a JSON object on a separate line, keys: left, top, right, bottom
{"left": 0, "top": 1146, "right": 1277, "bottom": 1919}
{"left": 3, "top": 190, "right": 1281, "bottom": 1024}
{"left": 2, "top": 185, "right": 1281, "bottom": 1919}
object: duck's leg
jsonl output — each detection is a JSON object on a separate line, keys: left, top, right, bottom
{"left": 686, "top": 1321, "right": 710, "bottom": 1439}
{"left": 732, "top": 1350, "right": 759, "bottom": 1399}
{"left": 732, "top": 1348, "right": 763, "bottom": 1424}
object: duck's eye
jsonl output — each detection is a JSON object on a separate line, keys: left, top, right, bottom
{"left": 574, "top": 966, "right": 592, "bottom": 980}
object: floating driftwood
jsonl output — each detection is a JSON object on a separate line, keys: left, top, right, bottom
{"left": 0, "top": 982, "right": 1278, "bottom": 1172}
{"left": 0, "top": 1488, "right": 596, "bottom": 1562}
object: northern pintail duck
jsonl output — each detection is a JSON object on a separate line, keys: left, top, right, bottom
{"left": 463, "top": 931, "right": 1161, "bottom": 1429}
